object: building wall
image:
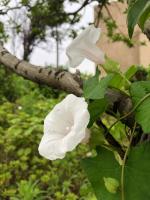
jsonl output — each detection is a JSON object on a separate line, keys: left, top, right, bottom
{"left": 95, "top": 2, "right": 150, "bottom": 71}
{"left": 139, "top": 34, "right": 150, "bottom": 66}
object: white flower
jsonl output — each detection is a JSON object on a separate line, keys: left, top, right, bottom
{"left": 38, "top": 94, "right": 90, "bottom": 160}
{"left": 66, "top": 25, "right": 105, "bottom": 68}
{"left": 81, "top": 129, "right": 90, "bottom": 144}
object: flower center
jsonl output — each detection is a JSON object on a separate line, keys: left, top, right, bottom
{"left": 64, "top": 125, "right": 73, "bottom": 135}
{"left": 66, "top": 126, "right": 70, "bottom": 131}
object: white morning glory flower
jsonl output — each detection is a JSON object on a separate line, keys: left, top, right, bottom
{"left": 66, "top": 25, "right": 105, "bottom": 68}
{"left": 38, "top": 94, "right": 90, "bottom": 160}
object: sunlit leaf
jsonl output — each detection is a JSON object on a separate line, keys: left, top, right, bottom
{"left": 130, "top": 81, "right": 150, "bottom": 132}
{"left": 82, "top": 143, "right": 150, "bottom": 200}
{"left": 83, "top": 74, "right": 113, "bottom": 99}
{"left": 127, "top": 0, "right": 149, "bottom": 38}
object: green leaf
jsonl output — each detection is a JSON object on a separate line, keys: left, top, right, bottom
{"left": 124, "top": 143, "right": 150, "bottom": 200}
{"left": 89, "top": 127, "right": 105, "bottom": 148}
{"left": 103, "top": 177, "right": 119, "bottom": 194}
{"left": 127, "top": 0, "right": 149, "bottom": 38}
{"left": 109, "top": 73, "right": 125, "bottom": 89}
{"left": 124, "top": 65, "right": 138, "bottom": 80}
{"left": 103, "top": 117, "right": 127, "bottom": 146}
{"left": 83, "top": 74, "right": 113, "bottom": 100}
{"left": 102, "top": 57, "right": 120, "bottom": 73}
{"left": 81, "top": 147, "right": 121, "bottom": 200}
{"left": 139, "top": 2, "right": 150, "bottom": 30}
{"left": 102, "top": 59, "right": 132, "bottom": 90}
{"left": 130, "top": 81, "right": 150, "bottom": 132}
{"left": 88, "top": 99, "right": 108, "bottom": 127}
{"left": 82, "top": 143, "right": 150, "bottom": 200}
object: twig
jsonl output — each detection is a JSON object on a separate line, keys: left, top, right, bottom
{"left": 104, "top": 4, "right": 128, "bottom": 37}
{"left": 96, "top": 119, "right": 124, "bottom": 158}
{"left": 0, "top": 6, "right": 23, "bottom": 15}
{"left": 68, "top": 0, "right": 90, "bottom": 15}
{"left": 94, "top": 2, "right": 105, "bottom": 28}
{"left": 108, "top": 93, "right": 150, "bottom": 133}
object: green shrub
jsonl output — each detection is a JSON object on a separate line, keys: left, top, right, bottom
{"left": 0, "top": 66, "right": 95, "bottom": 200}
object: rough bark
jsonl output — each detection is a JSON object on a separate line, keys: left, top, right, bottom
{"left": 0, "top": 44, "right": 137, "bottom": 155}
{"left": 0, "top": 44, "right": 83, "bottom": 96}
{"left": 0, "top": 44, "right": 134, "bottom": 123}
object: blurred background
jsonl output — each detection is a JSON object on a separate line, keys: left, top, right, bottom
{"left": 0, "top": 0, "right": 150, "bottom": 199}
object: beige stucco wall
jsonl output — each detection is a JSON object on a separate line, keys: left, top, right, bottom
{"left": 95, "top": 2, "right": 150, "bottom": 71}
{"left": 139, "top": 34, "right": 150, "bottom": 66}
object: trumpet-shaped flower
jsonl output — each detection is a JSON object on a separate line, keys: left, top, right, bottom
{"left": 66, "top": 25, "right": 105, "bottom": 68}
{"left": 38, "top": 94, "right": 90, "bottom": 160}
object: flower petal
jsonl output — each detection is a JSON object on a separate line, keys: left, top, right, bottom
{"left": 38, "top": 94, "right": 90, "bottom": 160}
{"left": 62, "top": 110, "right": 90, "bottom": 151}
{"left": 66, "top": 25, "right": 105, "bottom": 68}
{"left": 79, "top": 42, "right": 105, "bottom": 64}
{"left": 38, "top": 134, "right": 66, "bottom": 160}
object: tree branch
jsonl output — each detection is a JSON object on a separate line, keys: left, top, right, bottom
{"left": 68, "top": 0, "right": 91, "bottom": 15}
{"left": 106, "top": 88, "right": 135, "bottom": 128}
{"left": 0, "top": 6, "right": 23, "bottom": 15}
{"left": 0, "top": 44, "right": 135, "bottom": 129}
{"left": 0, "top": 45, "right": 82, "bottom": 96}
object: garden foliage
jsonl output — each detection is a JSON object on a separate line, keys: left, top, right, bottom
{"left": 82, "top": 59, "right": 150, "bottom": 200}
{"left": 1, "top": 0, "right": 150, "bottom": 200}
{"left": 0, "top": 66, "right": 95, "bottom": 200}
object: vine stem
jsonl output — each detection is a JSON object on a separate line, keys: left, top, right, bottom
{"left": 105, "top": 93, "right": 150, "bottom": 199}
{"left": 108, "top": 93, "right": 150, "bottom": 133}
{"left": 121, "top": 122, "right": 136, "bottom": 200}
{"left": 118, "top": 72, "right": 131, "bottom": 87}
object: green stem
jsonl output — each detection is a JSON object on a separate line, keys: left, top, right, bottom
{"left": 121, "top": 123, "right": 136, "bottom": 200}
{"left": 119, "top": 72, "right": 131, "bottom": 87}
{"left": 100, "top": 64, "right": 131, "bottom": 87}
{"left": 108, "top": 93, "right": 150, "bottom": 133}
